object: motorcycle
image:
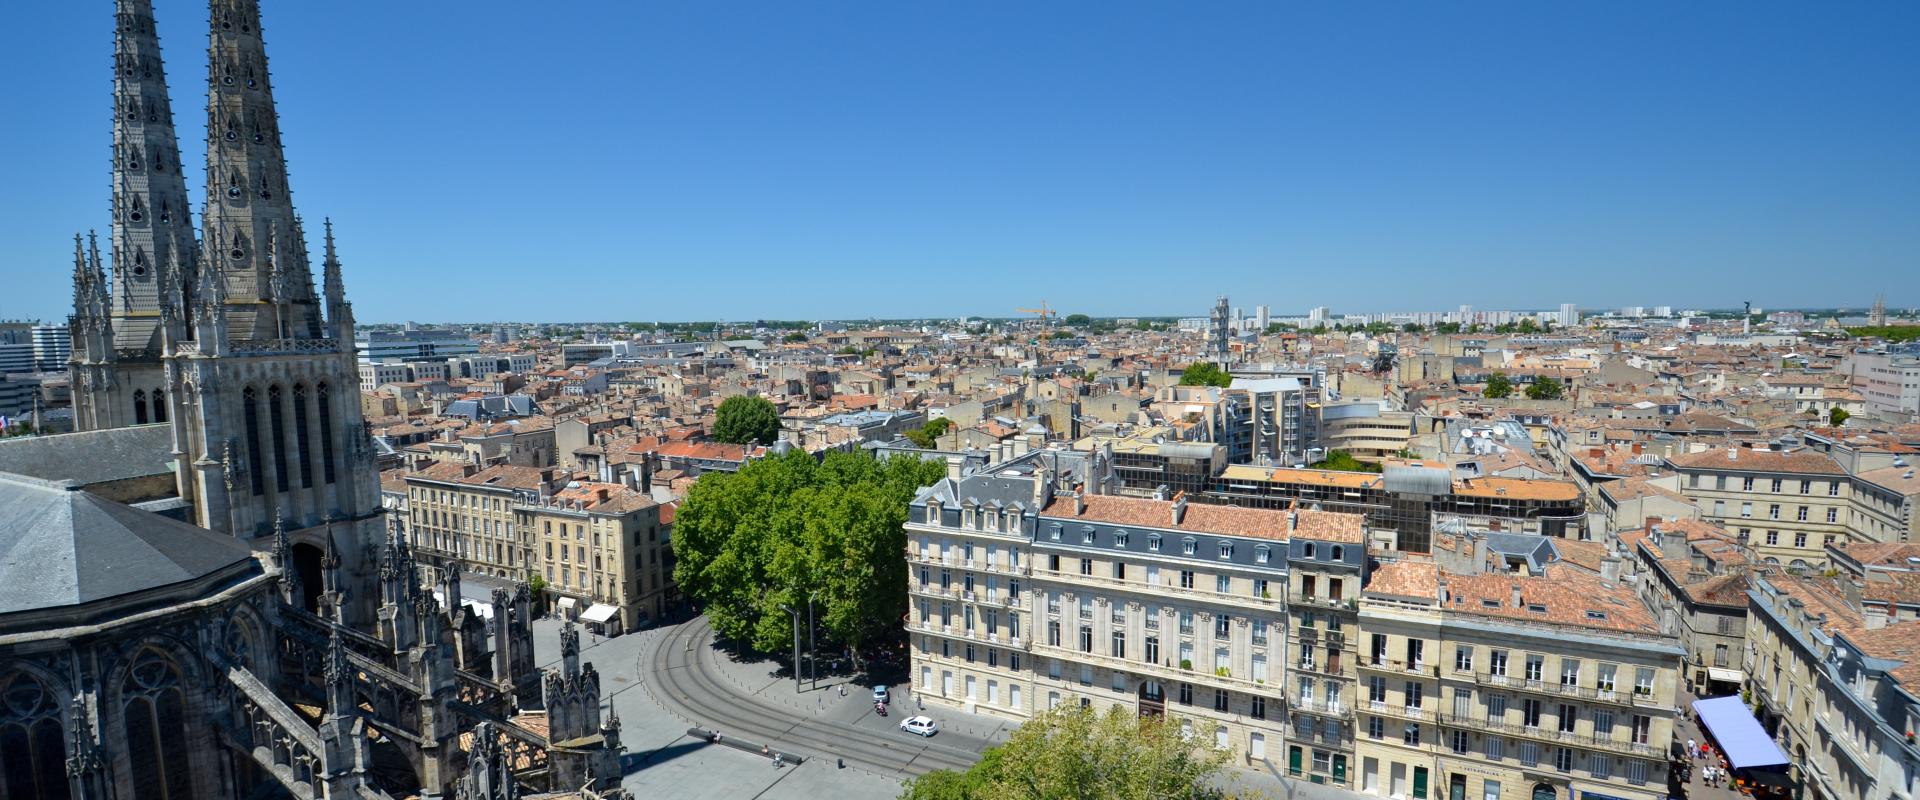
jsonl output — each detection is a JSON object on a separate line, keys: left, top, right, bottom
{"left": 874, "top": 702, "right": 888, "bottom": 717}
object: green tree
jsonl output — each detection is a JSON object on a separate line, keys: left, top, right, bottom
{"left": 1830, "top": 407, "right": 1851, "bottom": 427}
{"left": 1524, "top": 377, "right": 1564, "bottom": 400}
{"left": 782, "top": 331, "right": 809, "bottom": 343}
{"left": 1309, "top": 449, "right": 1382, "bottom": 473}
{"left": 712, "top": 395, "right": 781, "bottom": 445}
{"left": 1063, "top": 313, "right": 1093, "bottom": 327}
{"left": 899, "top": 705, "right": 1241, "bottom": 800}
{"left": 1402, "top": 322, "right": 1424, "bottom": 333}
{"left": 673, "top": 451, "right": 946, "bottom": 659}
{"left": 1178, "top": 362, "right": 1233, "bottom": 388}
{"left": 903, "top": 417, "right": 953, "bottom": 449}
{"left": 1483, "top": 373, "right": 1514, "bottom": 399}
{"left": 1264, "top": 322, "right": 1297, "bottom": 334}
{"left": 1434, "top": 321, "right": 1462, "bottom": 334}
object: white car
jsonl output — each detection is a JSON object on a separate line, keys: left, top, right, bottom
{"left": 900, "top": 715, "right": 938, "bottom": 737}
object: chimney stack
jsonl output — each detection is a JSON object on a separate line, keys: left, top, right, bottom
{"left": 1509, "top": 584, "right": 1523, "bottom": 608}
{"left": 1171, "top": 493, "right": 1188, "bottom": 525}
{"left": 1073, "top": 490, "right": 1086, "bottom": 516}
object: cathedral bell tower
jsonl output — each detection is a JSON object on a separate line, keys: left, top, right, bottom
{"left": 70, "top": 0, "right": 386, "bottom": 628}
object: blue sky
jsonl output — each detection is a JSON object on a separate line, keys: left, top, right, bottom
{"left": 3, "top": 1, "right": 1916, "bottom": 323}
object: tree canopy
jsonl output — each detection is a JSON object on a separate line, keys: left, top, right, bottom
{"left": 903, "top": 417, "right": 954, "bottom": 449}
{"left": 782, "top": 331, "right": 809, "bottom": 343}
{"left": 900, "top": 705, "right": 1241, "bottom": 800}
{"left": 1830, "top": 407, "right": 1851, "bottom": 427}
{"left": 1178, "top": 362, "right": 1233, "bottom": 388}
{"left": 1063, "top": 313, "right": 1093, "bottom": 327}
{"left": 713, "top": 395, "right": 782, "bottom": 445}
{"left": 1482, "top": 373, "right": 1514, "bottom": 399}
{"left": 1524, "top": 376, "right": 1564, "bottom": 400}
{"left": 672, "top": 450, "right": 946, "bottom": 658}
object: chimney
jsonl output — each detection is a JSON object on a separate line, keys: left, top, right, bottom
{"left": 1601, "top": 555, "right": 1621, "bottom": 584}
{"left": 1631, "top": 442, "right": 1642, "bottom": 455}
{"left": 1171, "top": 493, "right": 1188, "bottom": 525}
{"left": 1727, "top": 447, "right": 1738, "bottom": 461}
{"left": 641, "top": 455, "right": 654, "bottom": 494}
{"left": 1073, "top": 490, "right": 1086, "bottom": 516}
{"left": 1509, "top": 584, "right": 1523, "bottom": 608}
{"left": 1153, "top": 485, "right": 1171, "bottom": 502}
{"left": 1438, "top": 578, "right": 1450, "bottom": 605}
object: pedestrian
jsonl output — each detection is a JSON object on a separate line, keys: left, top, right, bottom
{"left": 1687, "top": 738, "right": 1697, "bottom": 758}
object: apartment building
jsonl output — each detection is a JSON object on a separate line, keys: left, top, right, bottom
{"left": 401, "top": 462, "right": 676, "bottom": 633}
{"left": 904, "top": 454, "right": 1367, "bottom": 766}
{"left": 1664, "top": 447, "right": 1854, "bottom": 568}
{"left": 403, "top": 462, "right": 548, "bottom": 578}
{"left": 519, "top": 478, "right": 674, "bottom": 634}
{"left": 1622, "top": 518, "right": 1752, "bottom": 694}
{"left": 1744, "top": 571, "right": 1920, "bottom": 800}
{"left": 1356, "top": 562, "right": 1681, "bottom": 800}
{"left": 1285, "top": 517, "right": 1371, "bottom": 786}
{"left": 1322, "top": 402, "right": 1415, "bottom": 465}
{"left": 1846, "top": 350, "right": 1920, "bottom": 417}
{"left": 1214, "top": 463, "right": 1588, "bottom": 551}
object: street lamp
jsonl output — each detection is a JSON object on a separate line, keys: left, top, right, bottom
{"left": 779, "top": 595, "right": 816, "bottom": 694}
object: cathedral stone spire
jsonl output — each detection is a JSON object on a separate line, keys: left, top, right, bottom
{"left": 112, "top": 0, "right": 199, "bottom": 353}
{"left": 203, "top": 0, "right": 322, "bottom": 342}
{"left": 321, "top": 217, "right": 357, "bottom": 340}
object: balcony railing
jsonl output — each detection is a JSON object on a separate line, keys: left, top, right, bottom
{"left": 1474, "top": 672, "right": 1652, "bottom": 707}
{"left": 1436, "top": 713, "right": 1661, "bottom": 757}
{"left": 1357, "top": 655, "right": 1436, "bottom": 677}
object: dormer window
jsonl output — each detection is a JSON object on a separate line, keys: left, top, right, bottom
{"left": 1182, "top": 537, "right": 1197, "bottom": 556}
{"left": 1147, "top": 534, "right": 1161, "bottom": 552}
{"left": 1049, "top": 523, "right": 1062, "bottom": 542}
{"left": 1304, "top": 543, "right": 1317, "bottom": 559}
{"left": 1331, "top": 545, "right": 1345, "bottom": 561}
{"left": 1218, "top": 541, "right": 1233, "bottom": 560}
{"left": 925, "top": 502, "right": 940, "bottom": 525}
{"left": 1255, "top": 546, "right": 1270, "bottom": 564}
{"left": 985, "top": 511, "right": 998, "bottom": 532}
{"left": 1082, "top": 528, "right": 1095, "bottom": 545}
{"left": 1114, "top": 531, "right": 1129, "bottom": 548}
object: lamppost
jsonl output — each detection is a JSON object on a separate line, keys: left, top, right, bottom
{"left": 780, "top": 594, "right": 816, "bottom": 694}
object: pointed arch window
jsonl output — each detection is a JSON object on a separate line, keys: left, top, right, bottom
{"left": 0, "top": 671, "right": 70, "bottom": 800}
{"left": 134, "top": 389, "right": 150, "bottom": 425}
{"left": 268, "top": 385, "right": 290, "bottom": 491}
{"left": 243, "top": 386, "right": 265, "bottom": 495}
{"left": 316, "top": 383, "right": 337, "bottom": 485}
{"left": 151, "top": 388, "right": 167, "bottom": 424}
{"left": 121, "top": 651, "right": 195, "bottom": 800}
{"left": 293, "top": 384, "right": 313, "bottom": 488}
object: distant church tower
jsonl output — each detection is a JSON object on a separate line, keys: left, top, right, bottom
{"left": 70, "top": 0, "right": 383, "bottom": 627}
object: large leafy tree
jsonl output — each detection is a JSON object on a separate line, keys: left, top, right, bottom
{"left": 900, "top": 705, "right": 1243, "bottom": 800}
{"left": 1525, "top": 376, "right": 1564, "bottom": 400}
{"left": 672, "top": 450, "right": 946, "bottom": 658}
{"left": 1177, "top": 362, "right": 1233, "bottom": 388}
{"left": 712, "top": 395, "right": 781, "bottom": 445}
{"left": 1482, "top": 372, "right": 1514, "bottom": 399}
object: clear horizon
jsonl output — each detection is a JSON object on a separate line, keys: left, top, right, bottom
{"left": 3, "top": 1, "right": 1916, "bottom": 323}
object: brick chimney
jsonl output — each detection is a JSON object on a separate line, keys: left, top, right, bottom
{"left": 1171, "top": 493, "right": 1188, "bottom": 526}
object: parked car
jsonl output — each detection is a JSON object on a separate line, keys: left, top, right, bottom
{"left": 872, "top": 685, "right": 890, "bottom": 704}
{"left": 900, "top": 715, "right": 937, "bottom": 737}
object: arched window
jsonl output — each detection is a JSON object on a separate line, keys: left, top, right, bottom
{"left": 122, "top": 651, "right": 193, "bottom": 800}
{"left": 133, "top": 390, "right": 149, "bottom": 425}
{"left": 0, "top": 671, "right": 70, "bottom": 800}
{"left": 316, "top": 383, "right": 337, "bottom": 485}
{"left": 243, "top": 387, "right": 265, "bottom": 496}
{"left": 267, "top": 386, "right": 290, "bottom": 491}
{"left": 292, "top": 384, "right": 313, "bottom": 489}
{"left": 151, "top": 389, "right": 167, "bottom": 424}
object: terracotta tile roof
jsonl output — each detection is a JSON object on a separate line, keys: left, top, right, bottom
{"left": 1837, "top": 542, "right": 1920, "bottom": 568}
{"left": 1040, "top": 494, "right": 1364, "bottom": 543}
{"left": 1665, "top": 448, "right": 1845, "bottom": 475}
{"left": 1366, "top": 562, "right": 1660, "bottom": 634}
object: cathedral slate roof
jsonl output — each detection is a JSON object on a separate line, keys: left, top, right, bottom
{"left": 0, "top": 423, "right": 174, "bottom": 487}
{"left": 0, "top": 471, "right": 255, "bottom": 616}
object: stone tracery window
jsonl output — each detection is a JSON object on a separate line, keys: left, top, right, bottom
{"left": 122, "top": 650, "right": 194, "bottom": 800}
{"left": 0, "top": 671, "right": 70, "bottom": 799}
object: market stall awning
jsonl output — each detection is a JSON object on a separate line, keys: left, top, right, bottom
{"left": 1708, "top": 667, "right": 1745, "bottom": 684}
{"left": 556, "top": 596, "right": 577, "bottom": 609}
{"left": 581, "top": 604, "right": 618, "bottom": 624}
{"left": 1693, "top": 696, "right": 1788, "bottom": 769}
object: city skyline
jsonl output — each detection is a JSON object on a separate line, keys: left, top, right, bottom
{"left": 4, "top": 1, "right": 1917, "bottom": 321}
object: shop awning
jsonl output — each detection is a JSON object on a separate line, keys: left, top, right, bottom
{"left": 1708, "top": 667, "right": 1745, "bottom": 684}
{"left": 581, "top": 604, "right": 618, "bottom": 624}
{"left": 1693, "top": 696, "right": 1788, "bottom": 769}
{"left": 557, "top": 596, "right": 577, "bottom": 609}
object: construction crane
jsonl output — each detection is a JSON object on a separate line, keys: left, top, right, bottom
{"left": 1015, "top": 301, "right": 1057, "bottom": 326}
